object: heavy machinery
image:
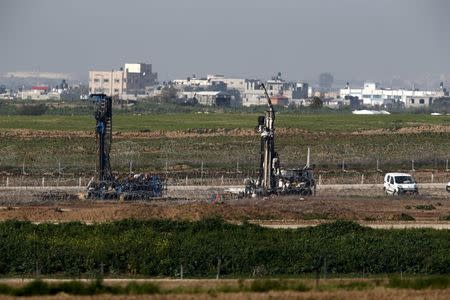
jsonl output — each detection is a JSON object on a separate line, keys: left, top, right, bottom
{"left": 87, "top": 94, "right": 165, "bottom": 200}
{"left": 244, "top": 84, "right": 315, "bottom": 197}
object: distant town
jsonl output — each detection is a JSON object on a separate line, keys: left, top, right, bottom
{"left": 1, "top": 62, "right": 449, "bottom": 112}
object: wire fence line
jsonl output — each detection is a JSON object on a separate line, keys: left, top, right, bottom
{"left": 1, "top": 169, "right": 449, "bottom": 188}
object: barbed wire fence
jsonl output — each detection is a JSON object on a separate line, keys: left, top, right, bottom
{"left": 0, "top": 153, "right": 449, "bottom": 187}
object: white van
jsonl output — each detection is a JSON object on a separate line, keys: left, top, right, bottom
{"left": 384, "top": 173, "right": 418, "bottom": 195}
{"left": 446, "top": 182, "right": 450, "bottom": 193}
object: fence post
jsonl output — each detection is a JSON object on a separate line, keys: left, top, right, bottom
{"left": 306, "top": 147, "right": 311, "bottom": 168}
{"left": 185, "top": 175, "right": 188, "bottom": 186}
{"left": 361, "top": 174, "right": 364, "bottom": 185}
{"left": 216, "top": 258, "right": 221, "bottom": 280}
{"left": 201, "top": 161, "right": 204, "bottom": 185}
{"left": 376, "top": 159, "right": 381, "bottom": 172}
{"left": 411, "top": 160, "right": 415, "bottom": 172}
{"left": 221, "top": 175, "right": 224, "bottom": 186}
{"left": 318, "top": 174, "right": 322, "bottom": 186}
{"left": 446, "top": 159, "right": 449, "bottom": 172}
{"left": 41, "top": 177, "right": 45, "bottom": 187}
{"left": 6, "top": 177, "right": 9, "bottom": 187}
{"left": 431, "top": 173, "right": 434, "bottom": 183}
{"left": 78, "top": 177, "right": 82, "bottom": 187}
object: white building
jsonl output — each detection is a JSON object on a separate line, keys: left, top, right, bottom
{"left": 340, "top": 82, "right": 446, "bottom": 107}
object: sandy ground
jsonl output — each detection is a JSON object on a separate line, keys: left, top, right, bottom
{"left": 1, "top": 289, "right": 450, "bottom": 300}
{"left": 1, "top": 194, "right": 450, "bottom": 226}
{"left": 1, "top": 278, "right": 450, "bottom": 300}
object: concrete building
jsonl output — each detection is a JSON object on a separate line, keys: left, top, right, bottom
{"left": 89, "top": 63, "right": 157, "bottom": 97}
{"left": 173, "top": 73, "right": 309, "bottom": 107}
{"left": 19, "top": 86, "right": 61, "bottom": 100}
{"left": 270, "top": 95, "right": 289, "bottom": 106}
{"left": 340, "top": 82, "right": 447, "bottom": 107}
{"left": 180, "top": 91, "right": 231, "bottom": 106}
{"left": 242, "top": 79, "right": 309, "bottom": 107}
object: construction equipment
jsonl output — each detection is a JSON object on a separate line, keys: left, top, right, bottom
{"left": 87, "top": 94, "right": 165, "bottom": 200}
{"left": 92, "top": 93, "right": 113, "bottom": 182}
{"left": 244, "top": 84, "right": 315, "bottom": 197}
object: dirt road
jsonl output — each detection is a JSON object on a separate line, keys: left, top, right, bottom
{"left": 1, "top": 193, "right": 450, "bottom": 227}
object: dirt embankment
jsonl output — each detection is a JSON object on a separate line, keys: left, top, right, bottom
{"left": 1, "top": 123, "right": 448, "bottom": 140}
{"left": 0, "top": 196, "right": 449, "bottom": 223}
{"left": 351, "top": 124, "right": 450, "bottom": 136}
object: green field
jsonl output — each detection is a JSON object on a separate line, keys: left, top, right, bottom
{"left": 0, "top": 113, "right": 448, "bottom": 132}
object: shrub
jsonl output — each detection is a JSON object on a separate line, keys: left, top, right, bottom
{"left": 16, "top": 104, "right": 48, "bottom": 115}
{"left": 440, "top": 215, "right": 450, "bottom": 221}
{"left": 250, "top": 279, "right": 287, "bottom": 292}
{"left": 336, "top": 281, "right": 371, "bottom": 291}
{"left": 388, "top": 276, "right": 450, "bottom": 290}
{"left": 125, "top": 282, "right": 160, "bottom": 295}
{"left": 415, "top": 205, "right": 436, "bottom": 210}
{"left": 392, "top": 213, "right": 415, "bottom": 221}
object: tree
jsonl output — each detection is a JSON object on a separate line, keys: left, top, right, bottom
{"left": 310, "top": 97, "right": 323, "bottom": 109}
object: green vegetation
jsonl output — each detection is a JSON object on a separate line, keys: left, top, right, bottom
{"left": 1, "top": 219, "right": 450, "bottom": 277}
{"left": 2, "top": 277, "right": 450, "bottom": 296}
{"left": 0, "top": 113, "right": 448, "bottom": 132}
{"left": 0, "top": 279, "right": 159, "bottom": 296}
{"left": 388, "top": 275, "right": 450, "bottom": 289}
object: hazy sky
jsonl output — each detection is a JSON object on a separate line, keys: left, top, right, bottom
{"left": 1, "top": 0, "right": 450, "bottom": 82}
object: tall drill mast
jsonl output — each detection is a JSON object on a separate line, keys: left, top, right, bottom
{"left": 257, "top": 83, "right": 277, "bottom": 194}
{"left": 92, "top": 94, "right": 112, "bottom": 182}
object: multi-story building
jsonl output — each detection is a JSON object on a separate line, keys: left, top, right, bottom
{"left": 340, "top": 82, "right": 447, "bottom": 107}
{"left": 172, "top": 73, "right": 309, "bottom": 107}
{"left": 89, "top": 63, "right": 157, "bottom": 97}
{"left": 179, "top": 91, "right": 231, "bottom": 106}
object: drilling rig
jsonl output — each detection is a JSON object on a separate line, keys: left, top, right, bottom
{"left": 93, "top": 94, "right": 113, "bottom": 183}
{"left": 244, "top": 84, "right": 315, "bottom": 197}
{"left": 87, "top": 94, "right": 165, "bottom": 200}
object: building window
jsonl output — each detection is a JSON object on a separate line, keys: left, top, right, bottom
{"left": 114, "top": 89, "right": 119, "bottom": 92}
{"left": 103, "top": 79, "right": 109, "bottom": 83}
{"left": 419, "top": 99, "right": 425, "bottom": 104}
{"left": 411, "top": 99, "right": 415, "bottom": 104}
{"left": 114, "top": 79, "right": 120, "bottom": 83}
{"left": 93, "top": 79, "right": 100, "bottom": 82}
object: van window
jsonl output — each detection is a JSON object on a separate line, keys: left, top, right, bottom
{"left": 386, "top": 175, "right": 390, "bottom": 182}
{"left": 390, "top": 178, "right": 394, "bottom": 184}
{"left": 395, "top": 176, "right": 414, "bottom": 184}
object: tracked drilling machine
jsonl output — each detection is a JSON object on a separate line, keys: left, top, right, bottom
{"left": 87, "top": 94, "right": 165, "bottom": 200}
{"left": 244, "top": 84, "right": 315, "bottom": 197}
